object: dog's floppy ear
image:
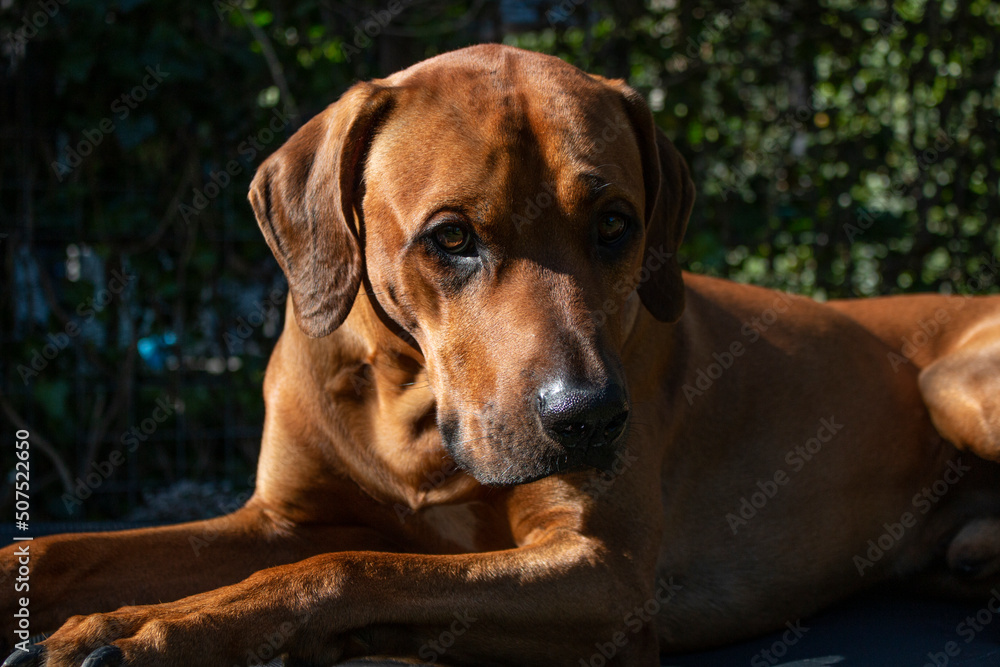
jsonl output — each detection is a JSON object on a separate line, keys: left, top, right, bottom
{"left": 615, "top": 86, "right": 696, "bottom": 323}
{"left": 249, "top": 83, "right": 393, "bottom": 338}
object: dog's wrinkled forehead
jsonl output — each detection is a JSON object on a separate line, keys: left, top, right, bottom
{"left": 387, "top": 46, "right": 624, "bottom": 127}
{"left": 365, "top": 49, "right": 645, "bottom": 226}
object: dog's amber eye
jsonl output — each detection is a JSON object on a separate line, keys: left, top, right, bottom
{"left": 597, "top": 214, "right": 629, "bottom": 244}
{"left": 434, "top": 224, "right": 471, "bottom": 254}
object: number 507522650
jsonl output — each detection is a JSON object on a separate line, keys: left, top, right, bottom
{"left": 14, "top": 430, "right": 29, "bottom": 531}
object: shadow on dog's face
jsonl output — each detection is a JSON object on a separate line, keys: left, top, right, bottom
{"left": 249, "top": 45, "right": 693, "bottom": 486}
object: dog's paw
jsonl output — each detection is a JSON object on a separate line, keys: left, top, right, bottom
{"left": 11, "top": 605, "right": 190, "bottom": 667}
{"left": 1, "top": 602, "right": 232, "bottom": 667}
{"left": 1, "top": 593, "right": 342, "bottom": 667}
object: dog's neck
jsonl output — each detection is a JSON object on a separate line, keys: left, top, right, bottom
{"left": 261, "top": 296, "right": 486, "bottom": 514}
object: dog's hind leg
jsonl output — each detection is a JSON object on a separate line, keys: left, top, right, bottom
{"left": 919, "top": 320, "right": 1000, "bottom": 463}
{"left": 916, "top": 319, "right": 1000, "bottom": 590}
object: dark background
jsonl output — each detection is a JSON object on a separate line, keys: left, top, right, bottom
{"left": 1, "top": 0, "right": 998, "bottom": 523}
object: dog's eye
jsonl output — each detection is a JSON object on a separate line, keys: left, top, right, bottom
{"left": 597, "top": 213, "right": 630, "bottom": 245}
{"left": 433, "top": 224, "right": 472, "bottom": 254}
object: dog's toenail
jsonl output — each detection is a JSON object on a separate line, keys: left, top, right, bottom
{"left": 81, "top": 645, "right": 124, "bottom": 667}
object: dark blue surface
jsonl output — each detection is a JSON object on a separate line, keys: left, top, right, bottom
{"left": 665, "top": 590, "right": 1000, "bottom": 666}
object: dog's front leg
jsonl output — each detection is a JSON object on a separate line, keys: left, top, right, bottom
{"left": 0, "top": 500, "right": 401, "bottom": 654}
{"left": 9, "top": 524, "right": 662, "bottom": 667}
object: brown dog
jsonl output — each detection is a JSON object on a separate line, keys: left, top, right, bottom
{"left": 4, "top": 44, "right": 1000, "bottom": 667}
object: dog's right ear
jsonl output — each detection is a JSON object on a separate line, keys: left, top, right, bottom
{"left": 605, "top": 80, "right": 695, "bottom": 323}
{"left": 249, "top": 83, "right": 394, "bottom": 338}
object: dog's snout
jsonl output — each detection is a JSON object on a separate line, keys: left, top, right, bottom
{"left": 538, "top": 381, "right": 630, "bottom": 449}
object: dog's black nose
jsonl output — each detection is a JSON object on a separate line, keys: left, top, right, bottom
{"left": 537, "top": 381, "right": 630, "bottom": 449}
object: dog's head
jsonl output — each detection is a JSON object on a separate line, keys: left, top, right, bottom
{"left": 249, "top": 45, "right": 694, "bottom": 485}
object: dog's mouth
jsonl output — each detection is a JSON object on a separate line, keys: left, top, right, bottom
{"left": 439, "top": 408, "right": 629, "bottom": 486}
{"left": 544, "top": 442, "right": 625, "bottom": 477}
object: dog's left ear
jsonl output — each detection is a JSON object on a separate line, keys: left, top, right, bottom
{"left": 613, "top": 84, "right": 696, "bottom": 323}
